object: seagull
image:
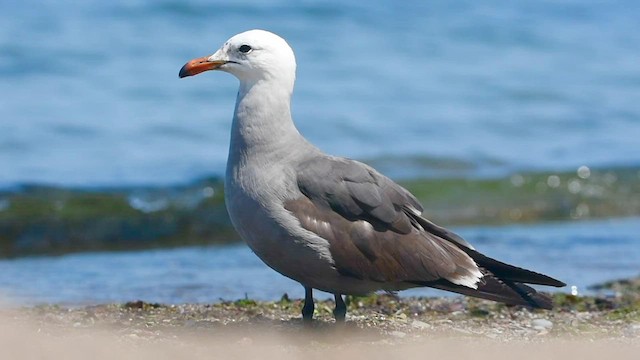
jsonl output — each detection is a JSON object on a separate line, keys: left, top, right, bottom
{"left": 179, "top": 29, "right": 565, "bottom": 322}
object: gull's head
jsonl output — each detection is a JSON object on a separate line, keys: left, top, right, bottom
{"left": 179, "top": 29, "right": 296, "bottom": 86}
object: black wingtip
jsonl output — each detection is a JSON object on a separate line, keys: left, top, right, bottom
{"left": 464, "top": 248, "right": 566, "bottom": 288}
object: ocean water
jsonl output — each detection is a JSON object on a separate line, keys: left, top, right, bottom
{"left": 0, "top": 217, "right": 638, "bottom": 305}
{"left": 1, "top": 1, "right": 639, "bottom": 306}
{"left": 1, "top": 0, "right": 640, "bottom": 187}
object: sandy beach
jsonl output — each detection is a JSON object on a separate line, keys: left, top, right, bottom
{"left": 1, "top": 322, "right": 637, "bottom": 360}
{"left": 2, "top": 291, "right": 639, "bottom": 360}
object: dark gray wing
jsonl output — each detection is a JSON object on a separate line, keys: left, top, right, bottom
{"left": 295, "top": 156, "right": 475, "bottom": 248}
{"left": 285, "top": 156, "right": 565, "bottom": 309}
{"left": 295, "top": 156, "right": 423, "bottom": 234}
{"left": 286, "top": 156, "right": 480, "bottom": 284}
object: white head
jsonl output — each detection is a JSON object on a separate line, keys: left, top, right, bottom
{"left": 179, "top": 30, "right": 296, "bottom": 90}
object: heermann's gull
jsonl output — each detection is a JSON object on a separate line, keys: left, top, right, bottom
{"left": 179, "top": 29, "right": 565, "bottom": 322}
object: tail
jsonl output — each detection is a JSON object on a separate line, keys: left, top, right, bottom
{"left": 411, "top": 215, "right": 565, "bottom": 309}
{"left": 416, "top": 269, "right": 561, "bottom": 309}
{"left": 414, "top": 251, "right": 565, "bottom": 309}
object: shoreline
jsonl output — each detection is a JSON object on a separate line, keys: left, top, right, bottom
{"left": 7, "top": 288, "right": 639, "bottom": 338}
{"left": 2, "top": 293, "right": 638, "bottom": 360}
{"left": 3, "top": 278, "right": 638, "bottom": 358}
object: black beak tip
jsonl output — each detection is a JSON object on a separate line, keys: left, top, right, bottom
{"left": 178, "top": 64, "right": 190, "bottom": 78}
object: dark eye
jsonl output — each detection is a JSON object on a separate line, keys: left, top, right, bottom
{"left": 238, "top": 45, "right": 252, "bottom": 54}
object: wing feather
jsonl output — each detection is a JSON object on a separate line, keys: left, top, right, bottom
{"left": 288, "top": 155, "right": 564, "bottom": 308}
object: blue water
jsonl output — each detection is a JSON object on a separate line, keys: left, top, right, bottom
{"left": 1, "top": 218, "right": 638, "bottom": 306}
{"left": 2, "top": 0, "right": 640, "bottom": 187}
{"left": 1, "top": 1, "right": 639, "bottom": 307}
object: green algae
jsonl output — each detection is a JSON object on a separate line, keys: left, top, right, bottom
{"left": 403, "top": 166, "right": 640, "bottom": 225}
{"left": 0, "top": 179, "right": 234, "bottom": 258}
{"left": 0, "top": 166, "right": 638, "bottom": 258}
{"left": 233, "top": 299, "right": 258, "bottom": 308}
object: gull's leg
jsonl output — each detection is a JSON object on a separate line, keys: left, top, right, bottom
{"left": 302, "top": 286, "right": 315, "bottom": 322}
{"left": 333, "top": 294, "right": 347, "bottom": 322}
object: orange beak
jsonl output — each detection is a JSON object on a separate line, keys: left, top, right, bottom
{"left": 179, "top": 56, "right": 227, "bottom": 78}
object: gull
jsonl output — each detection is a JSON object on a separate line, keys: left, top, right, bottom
{"left": 179, "top": 29, "right": 565, "bottom": 322}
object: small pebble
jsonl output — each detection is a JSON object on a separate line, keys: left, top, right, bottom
{"left": 411, "top": 320, "right": 431, "bottom": 330}
{"left": 452, "top": 328, "right": 472, "bottom": 335}
{"left": 531, "top": 318, "right": 553, "bottom": 331}
{"left": 623, "top": 324, "right": 640, "bottom": 337}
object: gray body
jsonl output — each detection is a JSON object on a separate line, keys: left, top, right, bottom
{"left": 222, "top": 78, "right": 400, "bottom": 295}
{"left": 223, "top": 75, "right": 482, "bottom": 295}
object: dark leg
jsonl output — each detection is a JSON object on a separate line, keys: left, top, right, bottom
{"left": 302, "top": 287, "right": 315, "bottom": 322}
{"left": 333, "top": 294, "right": 347, "bottom": 322}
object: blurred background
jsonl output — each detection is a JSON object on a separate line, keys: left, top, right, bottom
{"left": 0, "top": 0, "right": 639, "bottom": 305}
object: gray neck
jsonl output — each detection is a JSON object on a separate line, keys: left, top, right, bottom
{"left": 228, "top": 79, "right": 311, "bottom": 165}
